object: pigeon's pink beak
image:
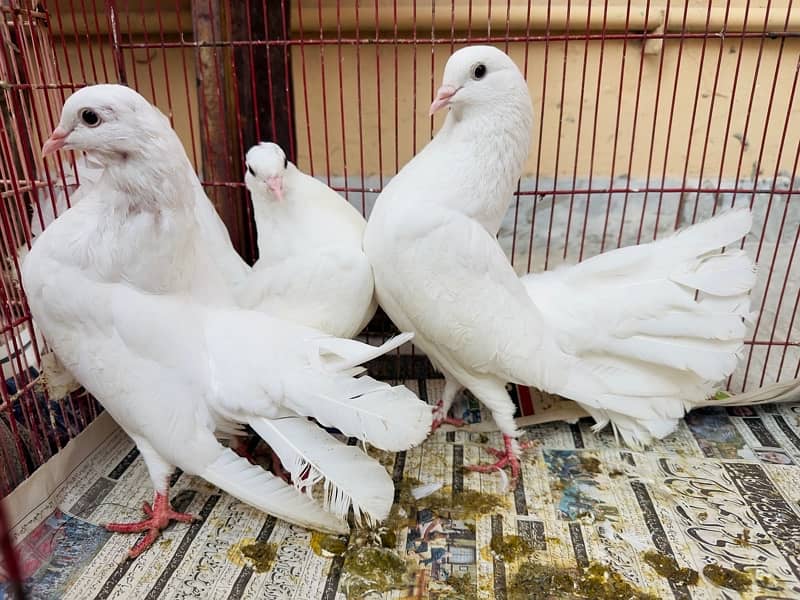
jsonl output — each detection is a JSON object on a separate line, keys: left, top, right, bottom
{"left": 267, "top": 175, "right": 284, "bottom": 201}
{"left": 429, "top": 84, "right": 460, "bottom": 116}
{"left": 41, "top": 126, "right": 70, "bottom": 157}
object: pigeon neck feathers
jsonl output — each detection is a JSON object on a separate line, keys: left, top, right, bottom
{"left": 52, "top": 133, "right": 200, "bottom": 294}
{"left": 419, "top": 98, "right": 532, "bottom": 234}
{"left": 101, "top": 130, "right": 195, "bottom": 214}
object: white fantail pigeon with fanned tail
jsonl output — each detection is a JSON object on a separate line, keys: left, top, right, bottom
{"left": 364, "top": 45, "right": 800, "bottom": 485}
{"left": 25, "top": 85, "right": 431, "bottom": 558}
{"left": 237, "top": 142, "right": 377, "bottom": 338}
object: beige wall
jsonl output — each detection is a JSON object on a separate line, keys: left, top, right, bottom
{"left": 291, "top": 1, "right": 800, "bottom": 181}
{"left": 46, "top": 1, "right": 800, "bottom": 183}
{"left": 49, "top": 41, "right": 201, "bottom": 170}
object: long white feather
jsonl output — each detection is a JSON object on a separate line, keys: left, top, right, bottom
{"left": 671, "top": 251, "right": 757, "bottom": 296}
{"left": 201, "top": 448, "right": 348, "bottom": 534}
{"left": 314, "top": 332, "right": 414, "bottom": 373}
{"left": 280, "top": 375, "right": 432, "bottom": 452}
{"left": 661, "top": 208, "right": 752, "bottom": 257}
{"left": 249, "top": 416, "right": 394, "bottom": 522}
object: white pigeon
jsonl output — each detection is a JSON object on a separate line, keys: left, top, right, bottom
{"left": 25, "top": 84, "right": 432, "bottom": 558}
{"left": 26, "top": 122, "right": 250, "bottom": 291}
{"left": 236, "top": 142, "right": 377, "bottom": 338}
{"left": 364, "top": 45, "right": 796, "bottom": 483}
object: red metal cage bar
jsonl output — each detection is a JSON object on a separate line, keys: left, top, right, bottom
{"left": 0, "top": 0, "right": 798, "bottom": 504}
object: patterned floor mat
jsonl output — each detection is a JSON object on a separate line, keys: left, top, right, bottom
{"left": 3, "top": 377, "right": 800, "bottom": 599}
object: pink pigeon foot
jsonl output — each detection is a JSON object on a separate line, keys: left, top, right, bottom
{"left": 430, "top": 400, "right": 467, "bottom": 432}
{"left": 105, "top": 492, "right": 198, "bottom": 558}
{"left": 465, "top": 435, "right": 536, "bottom": 486}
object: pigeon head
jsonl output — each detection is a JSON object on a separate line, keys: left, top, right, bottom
{"left": 244, "top": 142, "right": 290, "bottom": 202}
{"left": 429, "top": 45, "right": 530, "bottom": 120}
{"left": 42, "top": 84, "right": 174, "bottom": 163}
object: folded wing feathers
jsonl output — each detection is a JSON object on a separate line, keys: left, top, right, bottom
{"left": 200, "top": 448, "right": 348, "bottom": 534}
{"left": 248, "top": 416, "right": 394, "bottom": 523}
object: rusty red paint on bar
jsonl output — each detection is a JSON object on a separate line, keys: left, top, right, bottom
{"left": 107, "top": 30, "right": 800, "bottom": 51}
{"left": 354, "top": 0, "right": 367, "bottom": 215}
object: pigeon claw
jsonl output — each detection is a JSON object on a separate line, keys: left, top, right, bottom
{"left": 431, "top": 415, "right": 467, "bottom": 431}
{"left": 105, "top": 492, "right": 197, "bottom": 559}
{"left": 271, "top": 450, "right": 292, "bottom": 484}
{"left": 430, "top": 400, "right": 467, "bottom": 432}
{"left": 464, "top": 435, "right": 535, "bottom": 488}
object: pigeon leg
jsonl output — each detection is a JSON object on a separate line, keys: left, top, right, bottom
{"left": 430, "top": 377, "right": 467, "bottom": 431}
{"left": 233, "top": 436, "right": 258, "bottom": 463}
{"left": 233, "top": 436, "right": 291, "bottom": 483}
{"left": 431, "top": 401, "right": 467, "bottom": 430}
{"left": 270, "top": 449, "right": 292, "bottom": 483}
{"left": 106, "top": 491, "right": 198, "bottom": 559}
{"left": 465, "top": 435, "right": 536, "bottom": 486}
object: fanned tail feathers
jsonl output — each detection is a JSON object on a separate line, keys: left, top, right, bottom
{"left": 577, "top": 210, "right": 755, "bottom": 381}
{"left": 249, "top": 416, "right": 394, "bottom": 523}
{"left": 536, "top": 210, "right": 763, "bottom": 448}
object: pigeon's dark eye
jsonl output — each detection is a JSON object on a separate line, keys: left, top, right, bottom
{"left": 80, "top": 108, "right": 100, "bottom": 127}
{"left": 472, "top": 63, "right": 487, "bottom": 80}
{"left": 247, "top": 164, "right": 255, "bottom": 176}
{"left": 283, "top": 156, "right": 288, "bottom": 169}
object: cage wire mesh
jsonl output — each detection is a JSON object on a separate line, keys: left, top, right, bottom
{"left": 0, "top": 0, "right": 799, "bottom": 500}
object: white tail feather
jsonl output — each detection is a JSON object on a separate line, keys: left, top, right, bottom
{"left": 671, "top": 251, "right": 757, "bottom": 297}
{"left": 616, "top": 311, "right": 747, "bottom": 341}
{"left": 664, "top": 208, "right": 752, "bottom": 257}
{"left": 249, "top": 416, "right": 394, "bottom": 522}
{"left": 314, "top": 332, "right": 414, "bottom": 374}
{"left": 528, "top": 210, "right": 758, "bottom": 446}
{"left": 601, "top": 335, "right": 743, "bottom": 381}
{"left": 591, "top": 377, "right": 800, "bottom": 449}
{"left": 200, "top": 448, "right": 348, "bottom": 534}
{"left": 284, "top": 375, "right": 433, "bottom": 452}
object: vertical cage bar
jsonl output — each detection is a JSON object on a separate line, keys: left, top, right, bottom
{"left": 231, "top": 0, "right": 294, "bottom": 261}
{"left": 104, "top": 0, "right": 127, "bottom": 84}
{"left": 191, "top": 0, "right": 245, "bottom": 256}
{"left": 231, "top": 1, "right": 293, "bottom": 156}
